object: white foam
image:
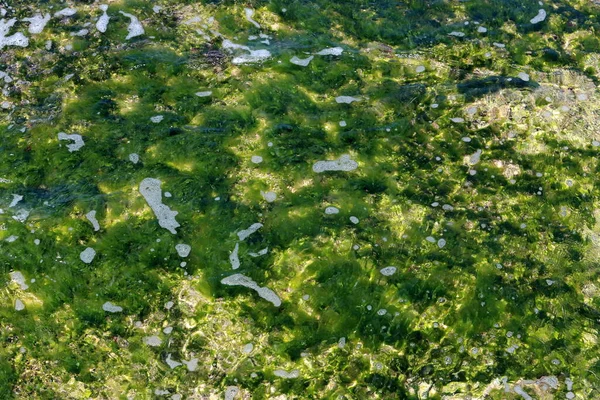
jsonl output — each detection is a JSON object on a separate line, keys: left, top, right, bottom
{"left": 335, "top": 95, "right": 360, "bottom": 104}
{"left": 15, "top": 299, "right": 25, "bottom": 311}
{"left": 315, "top": 47, "right": 343, "bottom": 56}
{"left": 71, "top": 28, "right": 89, "bottom": 37}
{"left": 325, "top": 206, "right": 339, "bottom": 215}
{"left": 415, "top": 65, "right": 425, "bottom": 73}
{"left": 150, "top": 115, "right": 164, "bottom": 123}
{"left": 12, "top": 209, "right": 29, "bottom": 223}
{"left": 9, "top": 194, "right": 23, "bottom": 208}
{"left": 80, "top": 247, "right": 96, "bottom": 264}
{"left": 338, "top": 337, "right": 346, "bottom": 348}
{"left": 119, "top": 11, "right": 144, "bottom": 40}
{"left": 23, "top": 13, "right": 51, "bottom": 34}
{"left": 450, "top": 117, "right": 464, "bottom": 123}
{"left": 175, "top": 244, "right": 191, "bottom": 257}
{"left": 182, "top": 357, "right": 198, "bottom": 371}
{"left": 229, "top": 242, "right": 240, "bottom": 269}
{"left": 290, "top": 55, "right": 314, "bottom": 66}
{"left": 274, "top": 369, "right": 300, "bottom": 379}
{"left": 249, "top": 247, "right": 268, "bottom": 257}
{"left": 195, "top": 91, "right": 212, "bottom": 97}
{"left": 221, "top": 273, "right": 281, "bottom": 306}
{"left": 139, "top": 178, "right": 180, "bottom": 234}
{"left": 469, "top": 149, "right": 482, "bottom": 165}
{"left": 242, "top": 343, "right": 254, "bottom": 353}
{"left": 153, "top": 6, "right": 162, "bottom": 13}
{"left": 10, "top": 271, "right": 28, "bottom": 290}
{"left": 237, "top": 222, "right": 263, "bottom": 241}
{"left": 517, "top": 72, "right": 530, "bottom": 82}
{"left": 438, "top": 238, "right": 446, "bottom": 248}
{"left": 96, "top": 5, "right": 110, "bottom": 33}
{"left": 313, "top": 154, "right": 358, "bottom": 173}
{"left": 530, "top": 9, "right": 547, "bottom": 24}
{"left": 261, "top": 191, "right": 277, "bottom": 203}
{"left": 85, "top": 210, "right": 100, "bottom": 231}
{"left": 0, "top": 19, "right": 29, "bottom": 49}
{"left": 477, "top": 26, "right": 487, "bottom": 33}
{"left": 102, "top": 301, "right": 123, "bottom": 313}
{"left": 251, "top": 155, "right": 263, "bottom": 164}
{"left": 380, "top": 266, "right": 397, "bottom": 276}
{"left": 339, "top": 120, "right": 347, "bottom": 127}
{"left": 449, "top": 31, "right": 465, "bottom": 37}
{"left": 54, "top": 8, "right": 76, "bottom": 17}
{"left": 129, "top": 153, "right": 140, "bottom": 164}
{"left": 5, "top": 235, "right": 17, "bottom": 242}
{"left": 493, "top": 42, "right": 506, "bottom": 48}
{"left": 244, "top": 8, "right": 260, "bottom": 28}
{"left": 349, "top": 216, "right": 359, "bottom": 224}
{"left": 144, "top": 335, "right": 162, "bottom": 347}
{"left": 232, "top": 49, "right": 271, "bottom": 64}
{"left": 0, "top": 70, "right": 10, "bottom": 82}
{"left": 58, "top": 132, "right": 85, "bottom": 152}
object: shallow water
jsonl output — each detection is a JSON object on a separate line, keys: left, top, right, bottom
{"left": 1, "top": 1, "right": 600, "bottom": 399}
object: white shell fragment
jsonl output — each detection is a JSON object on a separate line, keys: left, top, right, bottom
{"left": 244, "top": 8, "right": 260, "bottom": 28}
{"left": 237, "top": 223, "right": 263, "bottom": 241}
{"left": 139, "top": 178, "right": 180, "bottom": 234}
{"left": 530, "top": 9, "right": 547, "bottom": 24}
{"left": 96, "top": 5, "right": 110, "bottom": 33}
{"left": 274, "top": 369, "right": 300, "bottom": 379}
{"left": 58, "top": 132, "right": 85, "bottom": 152}
{"left": 0, "top": 19, "right": 28, "bottom": 49}
{"left": 119, "top": 11, "right": 144, "bottom": 40}
{"left": 86, "top": 210, "right": 100, "bottom": 231}
{"left": 335, "top": 95, "right": 360, "bottom": 104}
{"left": 175, "top": 244, "right": 191, "bottom": 257}
{"left": 380, "top": 266, "right": 397, "bottom": 276}
{"left": 315, "top": 47, "right": 343, "bottom": 56}
{"left": 290, "top": 55, "right": 314, "bottom": 66}
{"left": 102, "top": 301, "right": 123, "bottom": 313}
{"left": 80, "top": 247, "right": 96, "bottom": 264}
{"left": 15, "top": 299, "right": 25, "bottom": 311}
{"left": 23, "top": 13, "right": 51, "bottom": 34}
{"left": 325, "top": 206, "right": 339, "bottom": 215}
{"left": 221, "top": 273, "right": 282, "bottom": 307}
{"left": 313, "top": 154, "right": 358, "bottom": 173}
{"left": 229, "top": 243, "right": 240, "bottom": 270}
{"left": 143, "top": 335, "right": 162, "bottom": 347}
{"left": 10, "top": 271, "right": 29, "bottom": 290}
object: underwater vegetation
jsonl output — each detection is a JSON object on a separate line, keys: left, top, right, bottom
{"left": 1, "top": 0, "right": 600, "bottom": 398}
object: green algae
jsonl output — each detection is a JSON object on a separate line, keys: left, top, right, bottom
{"left": 0, "top": 0, "right": 600, "bottom": 399}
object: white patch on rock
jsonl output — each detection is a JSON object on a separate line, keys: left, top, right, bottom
{"left": 313, "top": 154, "right": 358, "bottom": 173}
{"left": 58, "top": 132, "right": 85, "bottom": 152}
{"left": 80, "top": 247, "right": 96, "bottom": 264}
{"left": 229, "top": 242, "right": 240, "bottom": 270}
{"left": 15, "top": 299, "right": 25, "bottom": 311}
{"left": 165, "top": 354, "right": 182, "bottom": 369}
{"left": 335, "top": 95, "right": 360, "bottom": 104}
{"left": 86, "top": 210, "right": 100, "bottom": 231}
{"left": 0, "top": 19, "right": 29, "bottom": 49}
{"left": 150, "top": 115, "right": 164, "bottom": 123}
{"left": 274, "top": 369, "right": 300, "bottom": 379}
{"left": 102, "top": 301, "right": 123, "bottom": 313}
{"left": 119, "top": 11, "right": 144, "bottom": 40}
{"left": 290, "top": 55, "right": 314, "bottom": 66}
{"left": 54, "top": 8, "right": 77, "bottom": 17}
{"left": 221, "top": 273, "right": 281, "bottom": 307}
{"left": 195, "top": 91, "right": 212, "bottom": 97}
{"left": 139, "top": 178, "right": 180, "bottom": 234}
{"left": 23, "top": 13, "right": 51, "bottom": 34}
{"left": 237, "top": 223, "right": 263, "bottom": 241}
{"left": 261, "top": 191, "right": 277, "bottom": 203}
{"left": 315, "top": 47, "right": 343, "bottom": 56}
{"left": 144, "top": 335, "right": 162, "bottom": 347}
{"left": 175, "top": 244, "right": 191, "bottom": 257}
{"left": 530, "top": 9, "right": 547, "bottom": 24}
{"left": 9, "top": 194, "right": 23, "bottom": 208}
{"left": 324, "top": 206, "right": 339, "bottom": 215}
{"left": 249, "top": 247, "right": 268, "bottom": 257}
{"left": 380, "top": 266, "right": 397, "bottom": 276}
{"left": 96, "top": 5, "right": 110, "bottom": 33}
{"left": 244, "top": 8, "right": 260, "bottom": 28}
{"left": 10, "top": 271, "right": 28, "bottom": 290}
{"left": 129, "top": 153, "right": 140, "bottom": 164}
